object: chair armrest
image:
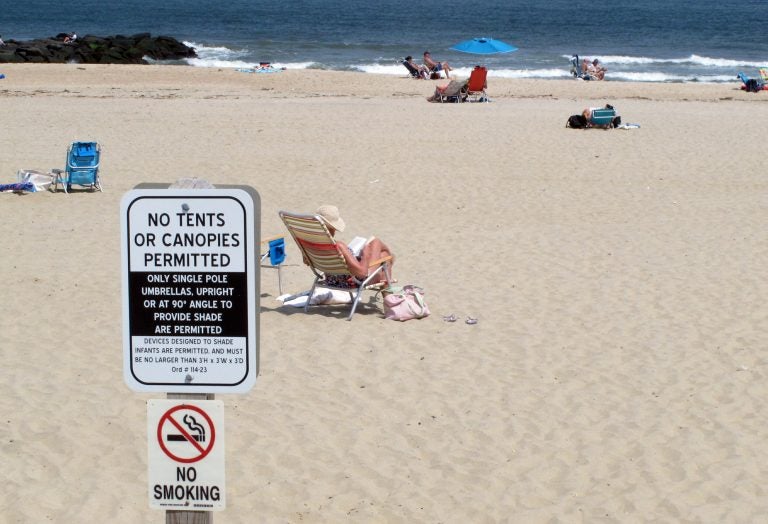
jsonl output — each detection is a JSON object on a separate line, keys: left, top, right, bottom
{"left": 367, "top": 255, "right": 392, "bottom": 268}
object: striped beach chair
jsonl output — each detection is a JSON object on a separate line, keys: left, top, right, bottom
{"left": 279, "top": 211, "right": 392, "bottom": 320}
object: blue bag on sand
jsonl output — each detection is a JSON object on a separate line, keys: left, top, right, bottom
{"left": 268, "top": 238, "right": 286, "bottom": 265}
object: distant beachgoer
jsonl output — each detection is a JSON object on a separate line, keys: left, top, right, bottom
{"left": 423, "top": 51, "right": 452, "bottom": 79}
{"left": 63, "top": 32, "right": 77, "bottom": 44}
{"left": 0, "top": 35, "right": 5, "bottom": 46}
{"left": 590, "top": 59, "right": 607, "bottom": 80}
{"left": 405, "top": 55, "right": 428, "bottom": 79}
{"left": 580, "top": 57, "right": 606, "bottom": 80}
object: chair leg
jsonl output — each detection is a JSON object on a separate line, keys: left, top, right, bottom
{"left": 383, "top": 262, "right": 392, "bottom": 286}
{"left": 347, "top": 289, "right": 362, "bottom": 321}
{"left": 305, "top": 277, "right": 320, "bottom": 313}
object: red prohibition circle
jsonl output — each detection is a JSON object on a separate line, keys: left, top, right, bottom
{"left": 157, "top": 404, "right": 216, "bottom": 463}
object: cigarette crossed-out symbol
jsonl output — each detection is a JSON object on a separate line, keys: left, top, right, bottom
{"left": 157, "top": 404, "right": 216, "bottom": 463}
{"left": 167, "top": 414, "right": 206, "bottom": 442}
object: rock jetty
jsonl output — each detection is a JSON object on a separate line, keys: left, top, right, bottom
{"left": 0, "top": 33, "right": 196, "bottom": 64}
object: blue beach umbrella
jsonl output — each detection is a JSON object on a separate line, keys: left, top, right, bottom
{"left": 450, "top": 37, "right": 518, "bottom": 55}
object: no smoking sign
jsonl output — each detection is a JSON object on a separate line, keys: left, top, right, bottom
{"left": 157, "top": 404, "right": 216, "bottom": 463}
{"left": 147, "top": 399, "right": 226, "bottom": 511}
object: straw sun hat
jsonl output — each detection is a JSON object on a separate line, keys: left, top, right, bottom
{"left": 316, "top": 204, "right": 346, "bottom": 232}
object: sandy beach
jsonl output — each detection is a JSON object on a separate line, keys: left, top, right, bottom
{"left": 2, "top": 63, "right": 767, "bottom": 522}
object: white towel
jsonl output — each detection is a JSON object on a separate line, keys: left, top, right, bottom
{"left": 279, "top": 288, "right": 355, "bottom": 307}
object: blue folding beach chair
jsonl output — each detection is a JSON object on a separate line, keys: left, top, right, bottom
{"left": 52, "top": 141, "right": 102, "bottom": 193}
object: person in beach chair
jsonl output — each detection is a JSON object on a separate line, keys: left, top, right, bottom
{"left": 279, "top": 205, "right": 395, "bottom": 320}
{"left": 426, "top": 79, "right": 468, "bottom": 103}
{"left": 465, "top": 66, "right": 488, "bottom": 102}
{"left": 51, "top": 141, "right": 102, "bottom": 193}
{"left": 570, "top": 55, "right": 605, "bottom": 81}
{"left": 737, "top": 71, "right": 766, "bottom": 92}
{"left": 423, "top": 51, "right": 452, "bottom": 79}
{"left": 402, "top": 56, "right": 428, "bottom": 79}
{"left": 587, "top": 59, "right": 607, "bottom": 80}
{"left": 582, "top": 105, "right": 620, "bottom": 129}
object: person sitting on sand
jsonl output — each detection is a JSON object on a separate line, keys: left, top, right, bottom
{"left": 423, "top": 51, "right": 452, "bottom": 79}
{"left": 312, "top": 204, "right": 395, "bottom": 288}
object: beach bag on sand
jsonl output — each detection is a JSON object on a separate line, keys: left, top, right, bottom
{"left": 384, "top": 285, "right": 430, "bottom": 321}
{"left": 566, "top": 114, "right": 588, "bottom": 128}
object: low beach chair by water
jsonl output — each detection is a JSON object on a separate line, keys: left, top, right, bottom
{"left": 52, "top": 141, "right": 102, "bottom": 193}
{"left": 279, "top": 211, "right": 392, "bottom": 320}
{"left": 402, "top": 58, "right": 427, "bottom": 79}
{"left": 570, "top": 55, "right": 598, "bottom": 81}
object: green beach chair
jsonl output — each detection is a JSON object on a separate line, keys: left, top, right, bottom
{"left": 588, "top": 106, "right": 618, "bottom": 128}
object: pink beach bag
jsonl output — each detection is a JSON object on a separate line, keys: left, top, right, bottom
{"left": 383, "top": 285, "right": 430, "bottom": 321}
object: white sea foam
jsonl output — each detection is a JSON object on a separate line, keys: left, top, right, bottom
{"left": 488, "top": 68, "right": 568, "bottom": 79}
{"left": 609, "top": 71, "right": 737, "bottom": 83}
{"left": 280, "top": 62, "right": 315, "bottom": 70}
{"left": 184, "top": 41, "right": 248, "bottom": 60}
{"left": 356, "top": 63, "right": 405, "bottom": 75}
{"left": 179, "top": 43, "right": 755, "bottom": 83}
{"left": 562, "top": 53, "right": 768, "bottom": 68}
{"left": 357, "top": 63, "right": 573, "bottom": 79}
{"left": 186, "top": 57, "right": 258, "bottom": 69}
{"left": 180, "top": 42, "right": 310, "bottom": 70}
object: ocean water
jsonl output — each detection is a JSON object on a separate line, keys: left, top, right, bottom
{"left": 4, "top": 0, "right": 767, "bottom": 82}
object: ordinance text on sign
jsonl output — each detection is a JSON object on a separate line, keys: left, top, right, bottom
{"left": 122, "top": 188, "right": 259, "bottom": 393}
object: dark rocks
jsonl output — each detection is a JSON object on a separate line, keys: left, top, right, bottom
{"left": 0, "top": 33, "right": 197, "bottom": 64}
